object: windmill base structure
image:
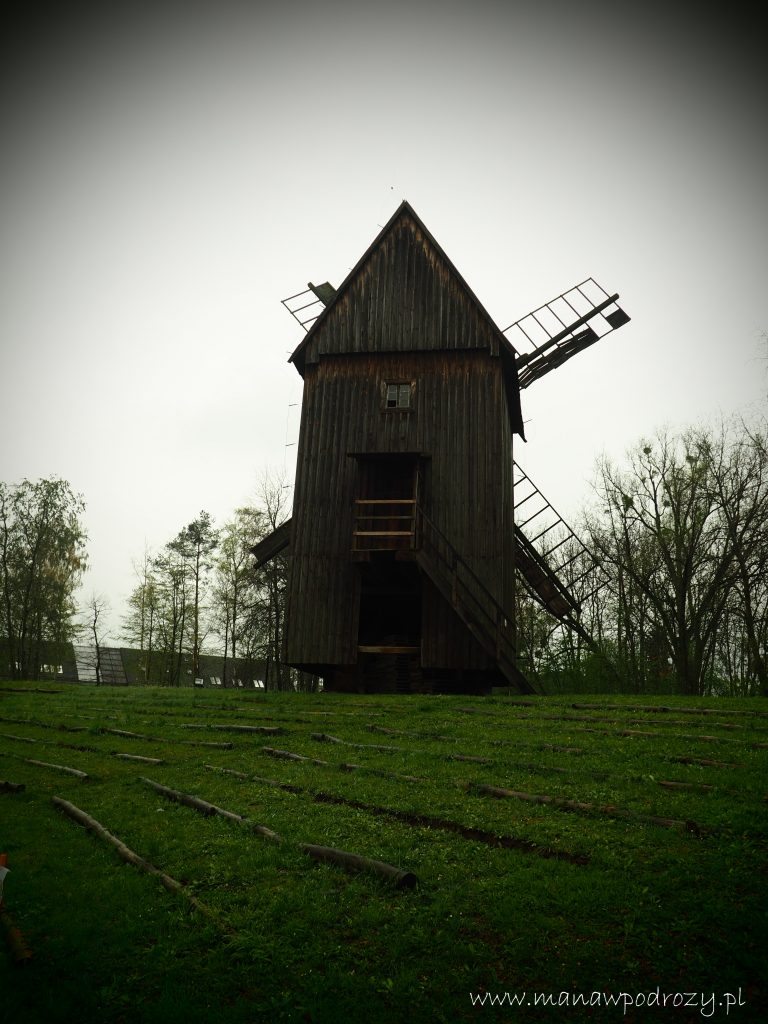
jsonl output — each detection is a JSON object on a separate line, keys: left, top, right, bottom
{"left": 253, "top": 202, "right": 629, "bottom": 696}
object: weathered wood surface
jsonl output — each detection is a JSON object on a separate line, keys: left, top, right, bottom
{"left": 100, "top": 728, "right": 153, "bottom": 740}
{"left": 25, "top": 759, "right": 88, "bottom": 780}
{"left": 447, "top": 754, "right": 491, "bottom": 764}
{"left": 262, "top": 746, "right": 330, "bottom": 766}
{"left": 0, "top": 780, "right": 26, "bottom": 794}
{"left": 657, "top": 779, "right": 714, "bottom": 792}
{"left": 573, "top": 702, "right": 768, "bottom": 718}
{"left": 145, "top": 775, "right": 417, "bottom": 887}
{"left": 670, "top": 756, "right": 744, "bottom": 768}
{"left": 0, "top": 732, "right": 37, "bottom": 744}
{"left": 299, "top": 844, "right": 417, "bottom": 889}
{"left": 180, "top": 724, "right": 282, "bottom": 735}
{"left": 139, "top": 778, "right": 281, "bottom": 841}
{"left": 112, "top": 753, "right": 165, "bottom": 764}
{"left": 471, "top": 783, "right": 703, "bottom": 833}
{"left": 182, "top": 741, "right": 234, "bottom": 750}
{"left": 51, "top": 797, "right": 230, "bottom": 930}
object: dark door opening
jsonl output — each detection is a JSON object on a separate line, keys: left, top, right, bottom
{"left": 352, "top": 454, "right": 424, "bottom": 554}
{"left": 358, "top": 560, "right": 422, "bottom": 650}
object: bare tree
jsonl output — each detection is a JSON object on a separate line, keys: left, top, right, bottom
{"left": 169, "top": 512, "right": 218, "bottom": 682}
{"left": 121, "top": 546, "right": 158, "bottom": 683}
{"left": 82, "top": 592, "right": 110, "bottom": 684}
{"left": 585, "top": 423, "right": 767, "bottom": 695}
{"left": 212, "top": 506, "right": 265, "bottom": 686}
{"left": 255, "top": 471, "right": 291, "bottom": 690}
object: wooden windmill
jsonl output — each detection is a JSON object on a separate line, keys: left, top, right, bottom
{"left": 253, "top": 202, "right": 630, "bottom": 695}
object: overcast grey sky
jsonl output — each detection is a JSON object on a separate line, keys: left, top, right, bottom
{"left": 1, "top": 2, "right": 766, "bottom": 638}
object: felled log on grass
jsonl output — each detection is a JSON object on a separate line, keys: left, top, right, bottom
{"left": 182, "top": 741, "right": 234, "bottom": 750}
{"left": 203, "top": 765, "right": 304, "bottom": 794}
{"left": 262, "top": 746, "right": 330, "bottom": 766}
{"left": 145, "top": 776, "right": 418, "bottom": 888}
{"left": 139, "top": 777, "right": 281, "bottom": 841}
{"left": 670, "top": 756, "right": 743, "bottom": 768}
{"left": 25, "top": 759, "right": 89, "bottom": 780}
{"left": 101, "top": 728, "right": 153, "bottom": 740}
{"left": 471, "top": 783, "right": 700, "bottom": 833}
{"left": 338, "top": 763, "right": 422, "bottom": 783}
{"left": 0, "top": 781, "right": 26, "bottom": 794}
{"left": 209, "top": 725, "right": 282, "bottom": 735}
{"left": 657, "top": 780, "right": 714, "bottom": 792}
{"left": 299, "top": 844, "right": 417, "bottom": 889}
{"left": 113, "top": 753, "right": 165, "bottom": 764}
{"left": 51, "top": 797, "right": 230, "bottom": 931}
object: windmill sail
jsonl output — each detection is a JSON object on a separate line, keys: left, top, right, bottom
{"left": 503, "top": 277, "right": 630, "bottom": 389}
{"left": 512, "top": 460, "right": 609, "bottom": 639}
{"left": 281, "top": 281, "right": 337, "bottom": 331}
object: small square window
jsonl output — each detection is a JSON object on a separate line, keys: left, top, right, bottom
{"left": 385, "top": 382, "right": 412, "bottom": 409}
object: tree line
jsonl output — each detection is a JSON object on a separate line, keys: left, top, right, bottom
{"left": 119, "top": 473, "right": 313, "bottom": 690}
{"left": 516, "top": 418, "right": 768, "bottom": 697}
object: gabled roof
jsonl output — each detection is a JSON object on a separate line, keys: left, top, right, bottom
{"left": 288, "top": 200, "right": 524, "bottom": 437}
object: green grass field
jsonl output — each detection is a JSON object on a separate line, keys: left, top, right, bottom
{"left": 1, "top": 683, "right": 766, "bottom": 1022}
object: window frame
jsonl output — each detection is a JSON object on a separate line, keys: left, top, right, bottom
{"left": 383, "top": 379, "right": 415, "bottom": 411}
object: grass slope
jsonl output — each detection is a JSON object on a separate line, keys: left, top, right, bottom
{"left": 0, "top": 684, "right": 766, "bottom": 1022}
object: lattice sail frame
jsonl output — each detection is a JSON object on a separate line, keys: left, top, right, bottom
{"left": 503, "top": 277, "right": 630, "bottom": 389}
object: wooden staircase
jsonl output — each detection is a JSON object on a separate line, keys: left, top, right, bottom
{"left": 413, "top": 508, "right": 539, "bottom": 695}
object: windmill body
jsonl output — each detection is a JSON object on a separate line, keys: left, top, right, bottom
{"left": 255, "top": 201, "right": 629, "bottom": 694}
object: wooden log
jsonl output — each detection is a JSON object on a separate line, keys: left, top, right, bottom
{"left": 0, "top": 733, "right": 37, "bottom": 744}
{"left": 365, "top": 724, "right": 421, "bottom": 738}
{"left": 51, "top": 797, "right": 230, "bottom": 930}
{"left": 139, "top": 778, "right": 281, "bottom": 841}
{"left": 471, "top": 784, "right": 698, "bottom": 833}
{"left": 658, "top": 780, "right": 714, "bottom": 792}
{"left": 25, "top": 759, "right": 89, "bottom": 780}
{"left": 339, "top": 763, "right": 422, "bottom": 783}
{"left": 101, "top": 728, "right": 152, "bottom": 740}
{"left": 310, "top": 732, "right": 344, "bottom": 743}
{"left": 0, "top": 686, "right": 58, "bottom": 694}
{"left": 447, "top": 754, "right": 491, "bottom": 764}
{"left": 210, "top": 725, "right": 282, "bottom": 735}
{"left": 573, "top": 701, "right": 768, "bottom": 719}
{"left": 180, "top": 724, "right": 281, "bottom": 734}
{"left": 262, "top": 746, "right": 330, "bottom": 766}
{"left": 203, "top": 764, "right": 249, "bottom": 778}
{"left": 204, "top": 764, "right": 309, "bottom": 794}
{"left": 182, "top": 740, "right": 234, "bottom": 749}
{"left": 298, "top": 844, "right": 417, "bottom": 889}
{"left": 113, "top": 753, "right": 165, "bottom": 765}
{"left": 670, "top": 756, "right": 743, "bottom": 768}
{"left": 348, "top": 742, "right": 403, "bottom": 753}
{"left": 0, "top": 781, "right": 26, "bottom": 794}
